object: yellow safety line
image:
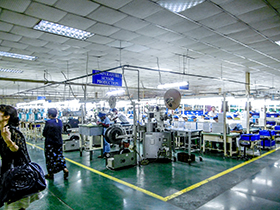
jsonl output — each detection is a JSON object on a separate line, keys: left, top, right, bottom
{"left": 26, "top": 142, "right": 166, "bottom": 201}
{"left": 27, "top": 142, "right": 280, "bottom": 202}
{"left": 164, "top": 147, "right": 280, "bottom": 201}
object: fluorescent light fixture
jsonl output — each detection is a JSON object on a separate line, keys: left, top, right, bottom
{"left": 106, "top": 89, "right": 125, "bottom": 96}
{"left": 275, "top": 40, "right": 280, "bottom": 46}
{"left": 158, "top": 0, "right": 205, "bottom": 13}
{"left": 0, "top": 51, "right": 37, "bottom": 61}
{"left": 158, "top": 81, "right": 188, "bottom": 89}
{"left": 0, "top": 68, "right": 23, "bottom": 73}
{"left": 34, "top": 20, "right": 94, "bottom": 40}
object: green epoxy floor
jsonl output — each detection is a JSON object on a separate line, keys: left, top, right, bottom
{"left": 8, "top": 140, "right": 280, "bottom": 210}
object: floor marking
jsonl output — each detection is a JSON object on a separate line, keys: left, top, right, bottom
{"left": 26, "top": 142, "right": 166, "bottom": 201}
{"left": 27, "top": 142, "right": 279, "bottom": 202}
{"left": 164, "top": 147, "right": 280, "bottom": 201}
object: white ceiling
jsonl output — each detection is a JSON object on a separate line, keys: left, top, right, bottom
{"left": 0, "top": 0, "right": 280, "bottom": 101}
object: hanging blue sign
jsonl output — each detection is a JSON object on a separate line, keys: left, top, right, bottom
{"left": 92, "top": 70, "right": 122, "bottom": 86}
{"left": 37, "top": 96, "right": 46, "bottom": 100}
{"left": 179, "top": 84, "right": 189, "bottom": 90}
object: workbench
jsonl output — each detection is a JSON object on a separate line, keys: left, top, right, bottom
{"left": 172, "top": 128, "right": 202, "bottom": 163}
{"left": 79, "top": 124, "right": 103, "bottom": 160}
{"left": 202, "top": 132, "right": 240, "bottom": 157}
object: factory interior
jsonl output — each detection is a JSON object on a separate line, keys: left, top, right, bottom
{"left": 1, "top": 0, "right": 280, "bottom": 209}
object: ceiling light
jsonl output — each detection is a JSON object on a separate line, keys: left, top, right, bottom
{"left": 106, "top": 89, "right": 125, "bottom": 96}
{"left": 158, "top": 0, "right": 205, "bottom": 13}
{"left": 0, "top": 68, "right": 23, "bottom": 73}
{"left": 34, "top": 20, "right": 94, "bottom": 40}
{"left": 158, "top": 81, "right": 188, "bottom": 89}
{"left": 275, "top": 41, "right": 280, "bottom": 46}
{"left": 0, "top": 51, "right": 37, "bottom": 61}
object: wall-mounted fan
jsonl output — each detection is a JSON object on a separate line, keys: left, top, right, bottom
{"left": 164, "top": 89, "right": 181, "bottom": 110}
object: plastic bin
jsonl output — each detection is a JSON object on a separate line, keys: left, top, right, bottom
{"left": 240, "top": 134, "right": 260, "bottom": 141}
{"left": 261, "top": 140, "right": 275, "bottom": 147}
{"left": 259, "top": 130, "right": 270, "bottom": 136}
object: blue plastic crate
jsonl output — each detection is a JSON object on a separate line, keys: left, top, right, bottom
{"left": 241, "top": 134, "right": 260, "bottom": 141}
{"left": 261, "top": 140, "right": 275, "bottom": 147}
{"left": 259, "top": 130, "right": 270, "bottom": 136}
{"left": 275, "top": 125, "right": 280, "bottom": 130}
{"left": 270, "top": 130, "right": 276, "bottom": 136}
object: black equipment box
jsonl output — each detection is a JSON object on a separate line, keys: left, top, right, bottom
{"left": 177, "top": 152, "right": 195, "bottom": 163}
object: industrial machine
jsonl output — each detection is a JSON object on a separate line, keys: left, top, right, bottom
{"left": 143, "top": 132, "right": 172, "bottom": 160}
{"left": 141, "top": 89, "right": 181, "bottom": 161}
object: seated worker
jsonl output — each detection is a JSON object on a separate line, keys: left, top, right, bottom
{"left": 111, "top": 108, "right": 129, "bottom": 124}
{"left": 172, "top": 115, "right": 179, "bottom": 128}
{"left": 227, "top": 115, "right": 243, "bottom": 133}
{"left": 213, "top": 116, "right": 218, "bottom": 123}
{"left": 96, "top": 112, "right": 110, "bottom": 158}
{"left": 190, "top": 115, "right": 197, "bottom": 122}
{"left": 182, "top": 115, "right": 188, "bottom": 122}
{"left": 208, "top": 106, "right": 217, "bottom": 117}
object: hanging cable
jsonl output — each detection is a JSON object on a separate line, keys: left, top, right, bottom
{"left": 157, "top": 57, "right": 162, "bottom": 84}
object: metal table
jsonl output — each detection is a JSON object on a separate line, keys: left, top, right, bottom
{"left": 172, "top": 128, "right": 202, "bottom": 163}
{"left": 202, "top": 132, "right": 240, "bottom": 157}
{"left": 79, "top": 124, "right": 103, "bottom": 160}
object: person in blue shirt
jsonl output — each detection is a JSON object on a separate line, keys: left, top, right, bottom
{"left": 43, "top": 108, "right": 69, "bottom": 180}
{"left": 96, "top": 112, "right": 110, "bottom": 158}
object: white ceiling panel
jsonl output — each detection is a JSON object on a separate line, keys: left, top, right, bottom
{"left": 120, "top": 0, "right": 162, "bottom": 19}
{"left": 130, "top": 36, "right": 157, "bottom": 46}
{"left": 136, "top": 24, "right": 168, "bottom": 37}
{"left": 25, "top": 2, "right": 66, "bottom": 22}
{"left": 145, "top": 10, "right": 184, "bottom": 27}
{"left": 199, "top": 12, "right": 237, "bottom": 29}
{"left": 34, "top": 0, "right": 58, "bottom": 6}
{"left": 238, "top": 7, "right": 276, "bottom": 24}
{"left": 87, "top": 23, "right": 120, "bottom": 36}
{"left": 216, "top": 22, "right": 249, "bottom": 35}
{"left": 87, "top": 35, "right": 113, "bottom": 45}
{"left": 94, "top": 0, "right": 132, "bottom": 9}
{"left": 124, "top": 44, "right": 149, "bottom": 53}
{"left": 0, "top": 0, "right": 31, "bottom": 13}
{"left": 184, "top": 27, "right": 215, "bottom": 40}
{"left": 11, "top": 26, "right": 43, "bottom": 38}
{"left": 55, "top": 0, "right": 100, "bottom": 16}
{"left": 0, "top": 31, "right": 21, "bottom": 42}
{"left": 110, "top": 29, "right": 140, "bottom": 41}
{"left": 220, "top": 0, "right": 266, "bottom": 16}
{"left": 114, "top": 16, "right": 150, "bottom": 31}
{"left": 38, "top": 33, "right": 69, "bottom": 43}
{"left": 156, "top": 32, "right": 183, "bottom": 42}
{"left": 0, "top": 22, "right": 13, "bottom": 32}
{"left": 58, "top": 13, "right": 96, "bottom": 30}
{"left": 168, "top": 20, "right": 199, "bottom": 34}
{"left": 63, "top": 39, "right": 92, "bottom": 48}
{"left": 0, "top": 9, "right": 39, "bottom": 27}
{"left": 87, "top": 6, "right": 127, "bottom": 25}
{"left": 2, "top": 40, "right": 28, "bottom": 50}
{"left": 19, "top": 37, "right": 48, "bottom": 47}
{"left": 180, "top": 1, "right": 221, "bottom": 21}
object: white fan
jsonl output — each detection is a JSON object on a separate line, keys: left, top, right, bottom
{"left": 164, "top": 89, "right": 181, "bottom": 110}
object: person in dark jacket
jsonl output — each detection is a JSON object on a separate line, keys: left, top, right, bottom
{"left": 43, "top": 108, "right": 69, "bottom": 180}
{"left": 0, "top": 104, "right": 40, "bottom": 209}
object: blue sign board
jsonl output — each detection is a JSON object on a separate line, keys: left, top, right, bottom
{"left": 179, "top": 84, "right": 189, "bottom": 90}
{"left": 37, "top": 96, "right": 46, "bottom": 100}
{"left": 92, "top": 70, "right": 122, "bottom": 86}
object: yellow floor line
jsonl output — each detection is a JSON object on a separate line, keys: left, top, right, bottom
{"left": 26, "top": 142, "right": 166, "bottom": 201}
{"left": 164, "top": 147, "right": 280, "bottom": 201}
{"left": 27, "top": 142, "right": 280, "bottom": 202}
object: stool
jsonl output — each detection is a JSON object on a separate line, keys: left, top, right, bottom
{"left": 239, "top": 140, "right": 251, "bottom": 160}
